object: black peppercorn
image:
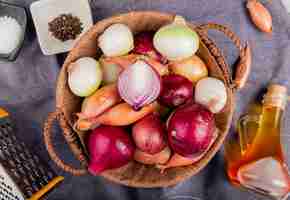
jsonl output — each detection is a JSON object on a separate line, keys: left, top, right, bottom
{"left": 48, "top": 14, "right": 83, "bottom": 42}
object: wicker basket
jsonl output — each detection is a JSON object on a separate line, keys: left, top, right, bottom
{"left": 43, "top": 11, "right": 251, "bottom": 188}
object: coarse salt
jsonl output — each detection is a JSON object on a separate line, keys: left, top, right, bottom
{"left": 0, "top": 16, "right": 22, "bottom": 54}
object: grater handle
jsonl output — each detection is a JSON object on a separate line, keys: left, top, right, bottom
{"left": 43, "top": 111, "right": 87, "bottom": 176}
{"left": 196, "top": 23, "right": 251, "bottom": 90}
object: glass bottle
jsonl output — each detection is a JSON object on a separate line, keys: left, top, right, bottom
{"left": 225, "top": 84, "right": 290, "bottom": 199}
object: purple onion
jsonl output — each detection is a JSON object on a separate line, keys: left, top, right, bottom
{"left": 117, "top": 60, "right": 161, "bottom": 110}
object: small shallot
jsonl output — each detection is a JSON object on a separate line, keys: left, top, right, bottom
{"left": 118, "top": 60, "right": 161, "bottom": 110}
{"left": 134, "top": 146, "right": 171, "bottom": 165}
{"left": 76, "top": 84, "right": 121, "bottom": 120}
{"left": 75, "top": 102, "right": 158, "bottom": 130}
{"left": 195, "top": 77, "right": 227, "bottom": 113}
{"left": 246, "top": 0, "right": 272, "bottom": 33}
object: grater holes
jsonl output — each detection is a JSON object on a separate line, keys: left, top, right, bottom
{"left": 0, "top": 181, "right": 20, "bottom": 200}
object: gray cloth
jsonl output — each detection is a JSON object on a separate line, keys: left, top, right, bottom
{"left": 1, "top": 0, "right": 290, "bottom": 199}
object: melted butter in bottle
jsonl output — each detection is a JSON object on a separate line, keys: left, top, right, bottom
{"left": 225, "top": 84, "right": 290, "bottom": 199}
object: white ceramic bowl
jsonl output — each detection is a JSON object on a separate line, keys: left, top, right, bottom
{"left": 30, "top": 0, "right": 93, "bottom": 55}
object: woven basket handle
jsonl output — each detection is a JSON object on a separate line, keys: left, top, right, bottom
{"left": 197, "top": 23, "right": 251, "bottom": 90}
{"left": 43, "top": 110, "right": 87, "bottom": 176}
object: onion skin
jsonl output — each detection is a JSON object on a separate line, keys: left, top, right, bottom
{"left": 167, "top": 102, "right": 215, "bottom": 158}
{"left": 157, "top": 129, "right": 217, "bottom": 172}
{"left": 76, "top": 84, "right": 121, "bottom": 120}
{"left": 158, "top": 74, "right": 193, "bottom": 107}
{"left": 157, "top": 153, "right": 196, "bottom": 173}
{"left": 118, "top": 60, "right": 161, "bottom": 110}
{"left": 75, "top": 102, "right": 158, "bottom": 130}
{"left": 134, "top": 146, "right": 171, "bottom": 165}
{"left": 102, "top": 55, "right": 168, "bottom": 76}
{"left": 234, "top": 43, "right": 251, "bottom": 89}
{"left": 132, "top": 114, "right": 166, "bottom": 154}
{"left": 142, "top": 57, "right": 169, "bottom": 76}
{"left": 74, "top": 118, "right": 99, "bottom": 132}
{"left": 169, "top": 55, "right": 208, "bottom": 84}
{"left": 87, "top": 126, "right": 135, "bottom": 175}
{"left": 100, "top": 54, "right": 139, "bottom": 70}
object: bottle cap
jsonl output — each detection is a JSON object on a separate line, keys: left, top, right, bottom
{"left": 263, "top": 84, "right": 288, "bottom": 109}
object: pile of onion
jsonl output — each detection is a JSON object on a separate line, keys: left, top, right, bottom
{"left": 69, "top": 16, "right": 228, "bottom": 175}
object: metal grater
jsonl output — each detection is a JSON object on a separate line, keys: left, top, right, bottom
{"left": 0, "top": 108, "right": 63, "bottom": 200}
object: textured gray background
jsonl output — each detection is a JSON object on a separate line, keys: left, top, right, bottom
{"left": 1, "top": 0, "right": 290, "bottom": 199}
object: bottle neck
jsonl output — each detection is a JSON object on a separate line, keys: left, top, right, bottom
{"left": 262, "top": 92, "right": 287, "bottom": 111}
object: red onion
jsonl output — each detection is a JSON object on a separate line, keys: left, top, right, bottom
{"left": 133, "top": 32, "right": 166, "bottom": 63}
{"left": 158, "top": 74, "right": 193, "bottom": 107}
{"left": 132, "top": 114, "right": 166, "bottom": 154}
{"left": 167, "top": 102, "right": 215, "bottom": 158}
{"left": 118, "top": 60, "right": 161, "bottom": 110}
{"left": 87, "top": 126, "right": 135, "bottom": 175}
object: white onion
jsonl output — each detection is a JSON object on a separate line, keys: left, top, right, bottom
{"left": 98, "top": 23, "right": 134, "bottom": 57}
{"left": 194, "top": 77, "right": 227, "bottom": 113}
{"left": 68, "top": 57, "right": 102, "bottom": 97}
{"left": 153, "top": 16, "right": 199, "bottom": 61}
{"left": 117, "top": 60, "right": 161, "bottom": 110}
